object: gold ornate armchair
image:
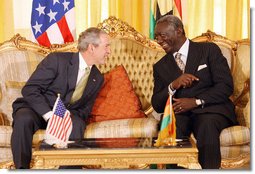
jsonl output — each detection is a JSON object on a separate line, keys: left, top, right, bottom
{"left": 192, "top": 32, "right": 250, "bottom": 169}
{"left": 0, "top": 17, "right": 250, "bottom": 169}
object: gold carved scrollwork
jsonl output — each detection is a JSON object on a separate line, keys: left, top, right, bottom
{"left": 97, "top": 16, "right": 162, "bottom": 50}
{"left": 221, "top": 153, "right": 250, "bottom": 169}
{"left": 0, "top": 161, "right": 15, "bottom": 169}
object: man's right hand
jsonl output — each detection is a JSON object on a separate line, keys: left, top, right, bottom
{"left": 171, "top": 73, "right": 199, "bottom": 90}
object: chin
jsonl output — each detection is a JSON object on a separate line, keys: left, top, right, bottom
{"left": 164, "top": 49, "right": 171, "bottom": 53}
{"left": 100, "top": 60, "right": 106, "bottom": 65}
{"left": 166, "top": 48, "right": 174, "bottom": 54}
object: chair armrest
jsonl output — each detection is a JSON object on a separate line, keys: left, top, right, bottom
{"left": 145, "top": 106, "right": 154, "bottom": 116}
{"left": 0, "top": 85, "right": 2, "bottom": 103}
{"left": 0, "top": 113, "right": 5, "bottom": 126}
{"left": 0, "top": 113, "right": 10, "bottom": 126}
{"left": 233, "top": 78, "right": 250, "bottom": 107}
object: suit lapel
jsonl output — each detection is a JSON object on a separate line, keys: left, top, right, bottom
{"left": 184, "top": 41, "right": 201, "bottom": 74}
{"left": 82, "top": 65, "right": 100, "bottom": 98}
{"left": 66, "top": 53, "right": 79, "bottom": 102}
{"left": 164, "top": 53, "right": 182, "bottom": 81}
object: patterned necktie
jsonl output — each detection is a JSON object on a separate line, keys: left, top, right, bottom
{"left": 175, "top": 53, "right": 185, "bottom": 73}
{"left": 70, "top": 67, "right": 90, "bottom": 104}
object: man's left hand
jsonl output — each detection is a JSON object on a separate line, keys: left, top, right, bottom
{"left": 173, "top": 98, "right": 197, "bottom": 113}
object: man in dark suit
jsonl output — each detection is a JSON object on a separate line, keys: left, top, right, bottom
{"left": 11, "top": 27, "right": 111, "bottom": 169}
{"left": 151, "top": 15, "right": 237, "bottom": 169}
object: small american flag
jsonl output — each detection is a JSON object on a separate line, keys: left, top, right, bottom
{"left": 31, "top": 0, "right": 76, "bottom": 47}
{"left": 46, "top": 95, "right": 72, "bottom": 143}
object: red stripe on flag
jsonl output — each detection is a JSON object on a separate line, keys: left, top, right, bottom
{"left": 63, "top": 113, "right": 72, "bottom": 140}
{"left": 36, "top": 32, "right": 51, "bottom": 47}
{"left": 174, "top": 0, "right": 182, "bottom": 19}
{"left": 49, "top": 115, "right": 57, "bottom": 134}
{"left": 52, "top": 116, "right": 61, "bottom": 136}
{"left": 57, "top": 16, "right": 74, "bottom": 43}
{"left": 62, "top": 115, "right": 69, "bottom": 141}
{"left": 50, "top": 115, "right": 59, "bottom": 135}
{"left": 55, "top": 118, "right": 64, "bottom": 139}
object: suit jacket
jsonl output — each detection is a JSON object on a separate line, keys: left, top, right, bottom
{"left": 151, "top": 40, "right": 237, "bottom": 124}
{"left": 12, "top": 52, "right": 104, "bottom": 122}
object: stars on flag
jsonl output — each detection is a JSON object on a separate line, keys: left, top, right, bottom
{"left": 35, "top": 3, "right": 46, "bottom": 16}
{"left": 32, "top": 21, "right": 42, "bottom": 35}
{"left": 47, "top": 9, "right": 58, "bottom": 23}
{"left": 63, "top": 0, "right": 70, "bottom": 11}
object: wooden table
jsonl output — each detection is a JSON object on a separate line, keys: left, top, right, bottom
{"left": 31, "top": 138, "right": 201, "bottom": 169}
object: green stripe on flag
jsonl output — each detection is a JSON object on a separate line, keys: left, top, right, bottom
{"left": 149, "top": 0, "right": 156, "bottom": 39}
{"left": 149, "top": 10, "right": 156, "bottom": 39}
{"left": 160, "top": 115, "right": 170, "bottom": 130}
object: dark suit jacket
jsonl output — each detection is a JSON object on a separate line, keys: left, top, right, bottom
{"left": 12, "top": 52, "right": 104, "bottom": 122}
{"left": 151, "top": 40, "right": 237, "bottom": 124}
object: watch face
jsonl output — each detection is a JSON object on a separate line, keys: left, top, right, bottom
{"left": 196, "top": 99, "right": 201, "bottom": 105}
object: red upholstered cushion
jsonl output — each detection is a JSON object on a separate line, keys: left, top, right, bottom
{"left": 90, "top": 65, "right": 146, "bottom": 122}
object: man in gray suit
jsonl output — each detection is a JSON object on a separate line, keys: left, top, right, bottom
{"left": 11, "top": 27, "right": 111, "bottom": 169}
{"left": 151, "top": 15, "right": 237, "bottom": 169}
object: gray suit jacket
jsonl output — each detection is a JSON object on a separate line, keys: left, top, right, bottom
{"left": 12, "top": 52, "right": 104, "bottom": 121}
{"left": 151, "top": 40, "right": 237, "bottom": 124}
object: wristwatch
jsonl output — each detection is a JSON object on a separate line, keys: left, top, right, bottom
{"left": 195, "top": 99, "right": 205, "bottom": 108}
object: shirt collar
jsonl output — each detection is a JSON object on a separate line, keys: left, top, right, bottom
{"left": 79, "top": 52, "right": 91, "bottom": 70}
{"left": 173, "top": 39, "right": 189, "bottom": 58}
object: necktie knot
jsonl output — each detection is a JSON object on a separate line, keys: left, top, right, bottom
{"left": 85, "top": 66, "right": 90, "bottom": 71}
{"left": 175, "top": 53, "right": 185, "bottom": 73}
{"left": 84, "top": 66, "right": 90, "bottom": 74}
{"left": 175, "top": 53, "right": 182, "bottom": 60}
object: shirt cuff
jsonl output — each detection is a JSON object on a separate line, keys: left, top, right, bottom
{"left": 42, "top": 111, "right": 53, "bottom": 121}
{"left": 168, "top": 83, "right": 176, "bottom": 95}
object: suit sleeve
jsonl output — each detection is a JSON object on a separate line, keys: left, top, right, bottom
{"left": 21, "top": 53, "right": 59, "bottom": 115}
{"left": 151, "top": 65, "right": 170, "bottom": 113}
{"left": 196, "top": 43, "right": 234, "bottom": 104}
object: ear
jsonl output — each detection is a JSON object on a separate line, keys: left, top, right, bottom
{"left": 176, "top": 28, "right": 183, "bottom": 36}
{"left": 88, "top": 44, "right": 95, "bottom": 52}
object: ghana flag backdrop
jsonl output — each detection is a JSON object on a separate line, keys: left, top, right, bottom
{"left": 149, "top": 0, "right": 182, "bottom": 39}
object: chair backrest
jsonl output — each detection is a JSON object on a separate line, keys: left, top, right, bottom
{"left": 0, "top": 36, "right": 49, "bottom": 124}
{"left": 234, "top": 39, "right": 250, "bottom": 127}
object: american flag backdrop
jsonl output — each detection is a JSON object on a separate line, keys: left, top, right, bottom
{"left": 46, "top": 96, "right": 73, "bottom": 143}
{"left": 31, "top": 0, "right": 76, "bottom": 47}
